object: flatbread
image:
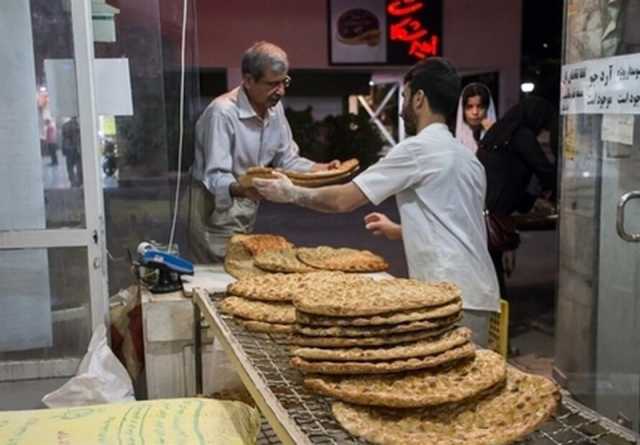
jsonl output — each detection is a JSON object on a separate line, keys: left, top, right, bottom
{"left": 223, "top": 234, "right": 292, "bottom": 279}
{"left": 239, "top": 159, "right": 359, "bottom": 188}
{"left": 285, "top": 159, "right": 360, "bottom": 180}
{"left": 292, "top": 342, "right": 475, "bottom": 375}
{"left": 297, "top": 247, "right": 388, "bottom": 272}
{"left": 296, "top": 299, "right": 463, "bottom": 326}
{"left": 291, "top": 327, "right": 472, "bottom": 362}
{"left": 254, "top": 249, "right": 318, "bottom": 273}
{"left": 223, "top": 235, "right": 269, "bottom": 279}
{"left": 288, "top": 325, "right": 455, "bottom": 348}
{"left": 331, "top": 366, "right": 560, "bottom": 445}
{"left": 307, "top": 349, "right": 506, "bottom": 408}
{"left": 219, "top": 296, "right": 295, "bottom": 324}
{"left": 293, "top": 280, "right": 461, "bottom": 317}
{"left": 241, "top": 320, "right": 294, "bottom": 334}
{"left": 238, "top": 234, "right": 292, "bottom": 256}
{"left": 294, "top": 313, "right": 461, "bottom": 337}
{"left": 228, "top": 272, "right": 373, "bottom": 302}
{"left": 290, "top": 168, "right": 359, "bottom": 188}
{"left": 238, "top": 170, "right": 279, "bottom": 188}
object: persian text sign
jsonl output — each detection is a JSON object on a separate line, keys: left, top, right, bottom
{"left": 387, "top": 0, "right": 440, "bottom": 61}
{"left": 561, "top": 53, "right": 640, "bottom": 115}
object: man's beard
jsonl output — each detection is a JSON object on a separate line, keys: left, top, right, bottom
{"left": 401, "top": 107, "right": 417, "bottom": 136}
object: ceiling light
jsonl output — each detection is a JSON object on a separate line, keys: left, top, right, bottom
{"left": 521, "top": 82, "right": 535, "bottom": 93}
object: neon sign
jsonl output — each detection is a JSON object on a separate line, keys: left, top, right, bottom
{"left": 387, "top": 0, "right": 440, "bottom": 61}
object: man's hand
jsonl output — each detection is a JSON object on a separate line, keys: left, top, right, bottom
{"left": 364, "top": 212, "right": 402, "bottom": 240}
{"left": 253, "top": 172, "right": 300, "bottom": 203}
{"left": 229, "top": 182, "right": 261, "bottom": 202}
{"left": 311, "top": 159, "right": 341, "bottom": 172}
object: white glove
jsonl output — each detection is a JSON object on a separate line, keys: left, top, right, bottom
{"left": 253, "top": 172, "right": 303, "bottom": 204}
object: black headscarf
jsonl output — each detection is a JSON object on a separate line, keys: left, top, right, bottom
{"left": 480, "top": 96, "right": 558, "bottom": 155}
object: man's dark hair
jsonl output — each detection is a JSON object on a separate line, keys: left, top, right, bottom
{"left": 403, "top": 57, "right": 461, "bottom": 118}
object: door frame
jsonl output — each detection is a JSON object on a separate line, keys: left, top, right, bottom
{"left": 0, "top": 0, "right": 108, "bottom": 380}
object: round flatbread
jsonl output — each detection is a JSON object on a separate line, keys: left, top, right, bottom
{"left": 291, "top": 168, "right": 359, "bottom": 188}
{"left": 224, "top": 234, "right": 292, "bottom": 279}
{"left": 331, "top": 365, "right": 560, "bottom": 445}
{"left": 219, "top": 297, "right": 295, "bottom": 324}
{"left": 293, "top": 279, "right": 461, "bottom": 317}
{"left": 241, "top": 320, "right": 294, "bottom": 334}
{"left": 228, "top": 272, "right": 373, "bottom": 302}
{"left": 254, "top": 249, "right": 318, "bottom": 273}
{"left": 291, "top": 327, "right": 472, "bottom": 362}
{"left": 296, "top": 299, "right": 463, "bottom": 327}
{"left": 285, "top": 159, "right": 360, "bottom": 180}
{"left": 296, "top": 246, "right": 388, "bottom": 272}
{"left": 306, "top": 349, "right": 507, "bottom": 408}
{"left": 294, "top": 313, "right": 461, "bottom": 337}
{"left": 288, "top": 325, "right": 455, "bottom": 348}
{"left": 292, "top": 342, "right": 475, "bottom": 375}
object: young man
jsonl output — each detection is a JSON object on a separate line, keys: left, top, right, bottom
{"left": 190, "top": 41, "right": 339, "bottom": 263}
{"left": 254, "top": 57, "right": 499, "bottom": 346}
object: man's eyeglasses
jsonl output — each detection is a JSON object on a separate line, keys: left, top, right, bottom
{"left": 260, "top": 75, "right": 292, "bottom": 90}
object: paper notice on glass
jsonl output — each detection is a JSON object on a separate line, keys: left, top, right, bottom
{"left": 561, "top": 52, "right": 640, "bottom": 115}
{"left": 601, "top": 114, "right": 634, "bottom": 145}
{"left": 45, "top": 58, "right": 133, "bottom": 117}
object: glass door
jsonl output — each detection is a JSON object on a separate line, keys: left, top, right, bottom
{"left": 555, "top": 0, "right": 640, "bottom": 430}
{"left": 0, "top": 0, "right": 107, "bottom": 391}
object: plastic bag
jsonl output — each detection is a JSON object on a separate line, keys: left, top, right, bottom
{"left": 42, "top": 324, "right": 135, "bottom": 407}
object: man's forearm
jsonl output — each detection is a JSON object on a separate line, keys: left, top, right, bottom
{"left": 290, "top": 183, "right": 368, "bottom": 213}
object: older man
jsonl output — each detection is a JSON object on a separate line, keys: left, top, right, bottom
{"left": 190, "top": 41, "right": 338, "bottom": 262}
{"left": 254, "top": 58, "right": 499, "bottom": 347}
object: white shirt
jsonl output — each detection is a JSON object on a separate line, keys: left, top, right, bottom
{"left": 353, "top": 123, "right": 499, "bottom": 312}
{"left": 192, "top": 86, "right": 314, "bottom": 210}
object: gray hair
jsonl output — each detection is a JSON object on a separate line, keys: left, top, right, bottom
{"left": 241, "top": 41, "right": 289, "bottom": 81}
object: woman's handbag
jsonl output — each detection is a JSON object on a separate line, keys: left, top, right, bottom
{"left": 485, "top": 211, "right": 521, "bottom": 252}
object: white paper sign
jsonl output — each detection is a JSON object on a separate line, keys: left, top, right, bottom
{"left": 561, "top": 53, "right": 640, "bottom": 115}
{"left": 601, "top": 114, "right": 634, "bottom": 145}
{"left": 45, "top": 58, "right": 133, "bottom": 117}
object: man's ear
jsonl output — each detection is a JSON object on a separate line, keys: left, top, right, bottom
{"left": 413, "top": 89, "right": 426, "bottom": 108}
{"left": 242, "top": 74, "right": 254, "bottom": 88}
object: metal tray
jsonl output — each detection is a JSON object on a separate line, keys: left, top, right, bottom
{"left": 193, "top": 290, "right": 638, "bottom": 445}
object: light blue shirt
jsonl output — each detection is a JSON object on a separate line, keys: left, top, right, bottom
{"left": 353, "top": 123, "right": 499, "bottom": 312}
{"left": 192, "top": 86, "right": 314, "bottom": 210}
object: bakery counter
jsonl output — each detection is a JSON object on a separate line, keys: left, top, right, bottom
{"left": 192, "top": 288, "right": 639, "bottom": 445}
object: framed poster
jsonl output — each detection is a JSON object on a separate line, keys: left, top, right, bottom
{"left": 328, "top": 0, "right": 443, "bottom": 65}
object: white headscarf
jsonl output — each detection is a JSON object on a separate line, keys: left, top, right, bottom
{"left": 455, "top": 83, "right": 496, "bottom": 153}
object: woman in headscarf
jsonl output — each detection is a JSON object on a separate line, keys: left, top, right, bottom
{"left": 477, "top": 96, "right": 558, "bottom": 297}
{"left": 455, "top": 82, "right": 497, "bottom": 153}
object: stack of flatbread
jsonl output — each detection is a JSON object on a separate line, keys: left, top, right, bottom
{"left": 239, "top": 158, "right": 360, "bottom": 189}
{"left": 225, "top": 234, "right": 389, "bottom": 278}
{"left": 219, "top": 272, "right": 371, "bottom": 334}
{"left": 289, "top": 279, "right": 471, "bottom": 375}
{"left": 283, "top": 277, "right": 560, "bottom": 444}
{"left": 224, "top": 234, "right": 293, "bottom": 279}
{"left": 254, "top": 246, "right": 388, "bottom": 274}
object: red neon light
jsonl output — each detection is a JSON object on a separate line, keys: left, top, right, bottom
{"left": 387, "top": 0, "right": 424, "bottom": 16}
{"left": 409, "top": 35, "right": 439, "bottom": 59}
{"left": 390, "top": 17, "right": 428, "bottom": 42}
{"left": 387, "top": 0, "right": 439, "bottom": 61}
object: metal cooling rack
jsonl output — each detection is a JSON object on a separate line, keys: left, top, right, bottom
{"left": 193, "top": 290, "right": 638, "bottom": 445}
